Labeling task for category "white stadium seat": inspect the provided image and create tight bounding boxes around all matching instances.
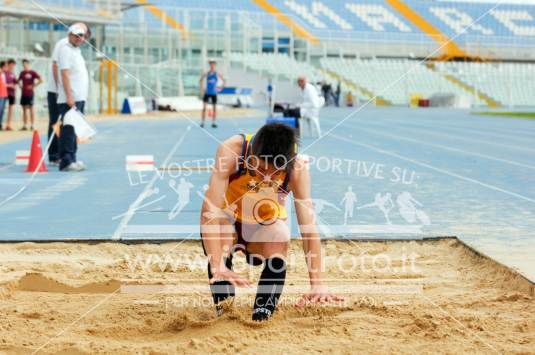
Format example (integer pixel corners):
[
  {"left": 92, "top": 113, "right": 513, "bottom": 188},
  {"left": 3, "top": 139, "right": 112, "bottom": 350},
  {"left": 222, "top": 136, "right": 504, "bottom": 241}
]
[{"left": 320, "top": 57, "right": 486, "bottom": 106}]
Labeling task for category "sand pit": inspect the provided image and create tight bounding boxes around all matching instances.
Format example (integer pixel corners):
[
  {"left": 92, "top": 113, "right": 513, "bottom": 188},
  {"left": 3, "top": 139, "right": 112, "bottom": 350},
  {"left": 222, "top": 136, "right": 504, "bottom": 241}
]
[{"left": 0, "top": 238, "right": 533, "bottom": 354}]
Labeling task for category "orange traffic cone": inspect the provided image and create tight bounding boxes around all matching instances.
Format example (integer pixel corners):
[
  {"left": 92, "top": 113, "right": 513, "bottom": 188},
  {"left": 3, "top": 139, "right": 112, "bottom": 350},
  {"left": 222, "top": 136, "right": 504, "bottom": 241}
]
[{"left": 26, "top": 130, "right": 48, "bottom": 173}]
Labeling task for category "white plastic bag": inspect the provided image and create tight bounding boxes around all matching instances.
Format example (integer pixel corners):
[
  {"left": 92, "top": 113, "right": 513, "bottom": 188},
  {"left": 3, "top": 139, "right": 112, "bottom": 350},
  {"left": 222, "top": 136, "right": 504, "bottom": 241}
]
[{"left": 63, "top": 108, "right": 97, "bottom": 143}]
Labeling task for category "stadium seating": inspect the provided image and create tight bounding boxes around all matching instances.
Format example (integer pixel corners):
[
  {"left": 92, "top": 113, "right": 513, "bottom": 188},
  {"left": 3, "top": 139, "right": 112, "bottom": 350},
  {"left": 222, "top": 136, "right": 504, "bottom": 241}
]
[
  {"left": 320, "top": 57, "right": 485, "bottom": 106},
  {"left": 11, "top": 0, "right": 534, "bottom": 108},
  {"left": 35, "top": 0, "right": 535, "bottom": 51},
  {"left": 141, "top": 1, "right": 535, "bottom": 39},
  {"left": 442, "top": 61, "right": 535, "bottom": 107},
  {"left": 116, "top": 1, "right": 534, "bottom": 36},
  {"left": 230, "top": 52, "right": 326, "bottom": 83},
  {"left": 128, "top": 0, "right": 535, "bottom": 107},
  {"left": 229, "top": 52, "right": 371, "bottom": 103},
  {"left": 277, "top": 0, "right": 535, "bottom": 41},
  {"left": 412, "top": 2, "right": 535, "bottom": 40},
  {"left": 228, "top": 52, "right": 534, "bottom": 107}
]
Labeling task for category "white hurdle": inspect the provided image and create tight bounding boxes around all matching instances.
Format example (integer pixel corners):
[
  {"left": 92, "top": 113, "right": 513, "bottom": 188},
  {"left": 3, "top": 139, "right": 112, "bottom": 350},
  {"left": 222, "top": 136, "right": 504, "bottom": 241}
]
[
  {"left": 15, "top": 150, "right": 30, "bottom": 166},
  {"left": 126, "top": 155, "right": 155, "bottom": 171}
]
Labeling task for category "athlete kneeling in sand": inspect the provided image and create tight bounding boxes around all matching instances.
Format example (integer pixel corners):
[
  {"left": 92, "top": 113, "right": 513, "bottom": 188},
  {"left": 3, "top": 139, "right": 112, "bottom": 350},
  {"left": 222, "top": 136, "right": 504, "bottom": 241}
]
[{"left": 201, "top": 123, "right": 342, "bottom": 321}]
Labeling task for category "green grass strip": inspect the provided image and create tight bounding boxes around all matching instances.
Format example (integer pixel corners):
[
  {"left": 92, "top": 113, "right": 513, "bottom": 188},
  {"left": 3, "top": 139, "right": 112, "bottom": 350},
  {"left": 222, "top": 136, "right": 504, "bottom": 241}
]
[{"left": 473, "top": 112, "right": 535, "bottom": 120}]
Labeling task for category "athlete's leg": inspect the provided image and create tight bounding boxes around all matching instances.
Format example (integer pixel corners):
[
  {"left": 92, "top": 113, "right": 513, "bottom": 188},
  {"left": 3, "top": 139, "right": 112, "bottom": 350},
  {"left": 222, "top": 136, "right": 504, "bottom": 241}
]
[
  {"left": 6, "top": 103, "right": 13, "bottom": 129},
  {"left": 0, "top": 98, "right": 4, "bottom": 128},
  {"left": 201, "top": 99, "right": 207, "bottom": 126},
  {"left": 22, "top": 106, "right": 28, "bottom": 128},
  {"left": 245, "top": 219, "right": 290, "bottom": 245},
  {"left": 30, "top": 106, "right": 35, "bottom": 129},
  {"left": 212, "top": 102, "right": 217, "bottom": 122},
  {"left": 220, "top": 217, "right": 237, "bottom": 256},
  {"left": 207, "top": 253, "right": 235, "bottom": 316},
  {"left": 245, "top": 220, "right": 290, "bottom": 321},
  {"left": 210, "top": 95, "right": 218, "bottom": 127},
  {"left": 205, "top": 217, "right": 238, "bottom": 315}
]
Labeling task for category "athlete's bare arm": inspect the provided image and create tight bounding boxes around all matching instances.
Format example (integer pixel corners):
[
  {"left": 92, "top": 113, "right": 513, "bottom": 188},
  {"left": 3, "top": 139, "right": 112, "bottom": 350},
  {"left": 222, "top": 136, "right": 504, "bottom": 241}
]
[
  {"left": 199, "top": 72, "right": 206, "bottom": 94},
  {"left": 201, "top": 135, "right": 251, "bottom": 287},
  {"left": 217, "top": 72, "right": 225, "bottom": 88},
  {"left": 290, "top": 157, "right": 343, "bottom": 306}
]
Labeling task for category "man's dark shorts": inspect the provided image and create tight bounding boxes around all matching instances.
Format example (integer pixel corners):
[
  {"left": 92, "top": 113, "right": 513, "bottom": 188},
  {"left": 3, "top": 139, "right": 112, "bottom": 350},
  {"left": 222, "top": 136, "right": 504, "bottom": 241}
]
[
  {"left": 203, "top": 93, "right": 217, "bottom": 104},
  {"left": 20, "top": 95, "right": 34, "bottom": 106},
  {"left": 8, "top": 96, "right": 15, "bottom": 106},
  {"left": 201, "top": 221, "right": 264, "bottom": 266}
]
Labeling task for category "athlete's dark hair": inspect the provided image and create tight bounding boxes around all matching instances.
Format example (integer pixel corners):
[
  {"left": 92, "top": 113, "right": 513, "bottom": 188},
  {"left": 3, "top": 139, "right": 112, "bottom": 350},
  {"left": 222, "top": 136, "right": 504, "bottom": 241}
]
[
  {"left": 7, "top": 58, "right": 15, "bottom": 65},
  {"left": 0, "top": 61, "right": 5, "bottom": 68},
  {"left": 251, "top": 123, "right": 298, "bottom": 169},
  {"left": 22, "top": 59, "right": 29, "bottom": 64}
]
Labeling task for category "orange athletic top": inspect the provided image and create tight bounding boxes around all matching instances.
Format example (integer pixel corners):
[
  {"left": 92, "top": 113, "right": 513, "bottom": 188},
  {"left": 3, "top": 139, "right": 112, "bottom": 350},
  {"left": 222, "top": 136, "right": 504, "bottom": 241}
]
[{"left": 224, "top": 133, "right": 293, "bottom": 225}]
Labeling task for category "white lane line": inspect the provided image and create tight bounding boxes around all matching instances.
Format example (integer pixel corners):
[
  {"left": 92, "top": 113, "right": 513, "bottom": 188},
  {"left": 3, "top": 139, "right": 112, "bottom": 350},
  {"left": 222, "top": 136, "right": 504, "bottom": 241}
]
[
  {"left": 374, "top": 117, "right": 535, "bottom": 148},
  {"left": 112, "top": 126, "right": 191, "bottom": 240},
  {"left": 0, "top": 163, "right": 15, "bottom": 172},
  {"left": 0, "top": 176, "right": 87, "bottom": 212},
  {"left": 111, "top": 195, "right": 167, "bottom": 220},
  {"left": 337, "top": 123, "right": 535, "bottom": 171},
  {"left": 412, "top": 118, "right": 535, "bottom": 142},
  {"left": 0, "top": 134, "right": 57, "bottom": 209},
  {"left": 375, "top": 115, "right": 535, "bottom": 140},
  {"left": 330, "top": 133, "right": 535, "bottom": 205},
  {"left": 365, "top": 119, "right": 535, "bottom": 154}
]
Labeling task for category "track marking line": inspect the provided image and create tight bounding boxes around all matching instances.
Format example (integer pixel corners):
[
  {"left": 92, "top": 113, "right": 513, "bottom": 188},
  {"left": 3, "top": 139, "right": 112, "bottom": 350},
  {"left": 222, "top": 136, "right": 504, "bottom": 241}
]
[
  {"left": 367, "top": 119, "right": 535, "bottom": 154},
  {"left": 375, "top": 113, "right": 535, "bottom": 139},
  {"left": 324, "top": 119, "right": 535, "bottom": 171},
  {"left": 0, "top": 163, "right": 15, "bottom": 172},
  {"left": 0, "top": 133, "right": 58, "bottom": 209},
  {"left": 375, "top": 116, "right": 535, "bottom": 145},
  {"left": 331, "top": 133, "right": 535, "bottom": 205},
  {"left": 111, "top": 195, "right": 167, "bottom": 220},
  {"left": 112, "top": 126, "right": 191, "bottom": 240}
]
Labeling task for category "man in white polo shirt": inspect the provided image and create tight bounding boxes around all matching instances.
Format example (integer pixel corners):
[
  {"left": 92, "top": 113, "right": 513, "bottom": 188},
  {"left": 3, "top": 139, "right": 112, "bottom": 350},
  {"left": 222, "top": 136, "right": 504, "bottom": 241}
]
[
  {"left": 46, "top": 35, "right": 69, "bottom": 165},
  {"left": 57, "top": 23, "right": 90, "bottom": 172}
]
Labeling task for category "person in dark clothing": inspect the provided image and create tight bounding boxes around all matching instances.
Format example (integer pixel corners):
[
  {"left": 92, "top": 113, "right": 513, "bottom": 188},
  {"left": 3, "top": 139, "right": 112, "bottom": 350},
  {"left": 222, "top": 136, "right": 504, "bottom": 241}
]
[
  {"left": 335, "top": 81, "right": 341, "bottom": 107},
  {"left": 57, "top": 23, "right": 90, "bottom": 171},
  {"left": 17, "top": 59, "right": 42, "bottom": 130}
]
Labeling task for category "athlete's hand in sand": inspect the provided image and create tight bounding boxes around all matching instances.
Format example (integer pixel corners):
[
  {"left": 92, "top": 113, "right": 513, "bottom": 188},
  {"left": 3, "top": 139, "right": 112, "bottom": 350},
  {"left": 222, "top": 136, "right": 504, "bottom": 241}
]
[
  {"left": 296, "top": 284, "right": 344, "bottom": 307},
  {"left": 209, "top": 268, "right": 251, "bottom": 288}
]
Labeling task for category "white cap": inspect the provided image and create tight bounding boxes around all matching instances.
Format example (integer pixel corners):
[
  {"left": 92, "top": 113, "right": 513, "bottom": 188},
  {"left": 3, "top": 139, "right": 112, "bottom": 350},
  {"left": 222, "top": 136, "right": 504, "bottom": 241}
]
[{"left": 68, "top": 24, "right": 86, "bottom": 36}]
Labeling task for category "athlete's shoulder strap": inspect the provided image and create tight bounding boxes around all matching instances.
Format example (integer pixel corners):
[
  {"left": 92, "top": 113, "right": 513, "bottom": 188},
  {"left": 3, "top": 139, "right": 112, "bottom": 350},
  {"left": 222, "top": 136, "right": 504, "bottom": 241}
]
[
  {"left": 236, "top": 133, "right": 252, "bottom": 175},
  {"left": 280, "top": 164, "right": 293, "bottom": 192},
  {"left": 280, "top": 149, "right": 298, "bottom": 192}
]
